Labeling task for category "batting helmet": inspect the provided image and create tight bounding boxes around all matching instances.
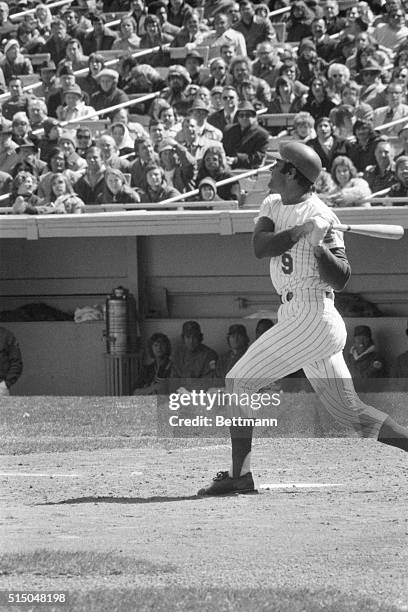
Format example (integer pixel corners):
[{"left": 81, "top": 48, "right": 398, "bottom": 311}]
[{"left": 278, "top": 141, "right": 322, "bottom": 183}]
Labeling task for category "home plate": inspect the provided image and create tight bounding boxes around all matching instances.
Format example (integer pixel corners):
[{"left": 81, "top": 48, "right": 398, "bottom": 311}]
[{"left": 260, "top": 483, "right": 344, "bottom": 490}]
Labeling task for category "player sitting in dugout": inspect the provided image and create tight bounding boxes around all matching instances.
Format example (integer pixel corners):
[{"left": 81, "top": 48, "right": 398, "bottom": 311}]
[
  {"left": 170, "top": 321, "right": 218, "bottom": 391},
  {"left": 347, "top": 325, "right": 387, "bottom": 380}
]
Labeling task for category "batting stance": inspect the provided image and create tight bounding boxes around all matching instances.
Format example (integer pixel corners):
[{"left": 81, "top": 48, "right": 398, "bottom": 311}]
[{"left": 198, "top": 142, "right": 408, "bottom": 496}]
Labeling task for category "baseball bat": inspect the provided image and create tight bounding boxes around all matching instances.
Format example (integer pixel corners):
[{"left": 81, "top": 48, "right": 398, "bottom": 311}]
[{"left": 333, "top": 223, "right": 404, "bottom": 240}]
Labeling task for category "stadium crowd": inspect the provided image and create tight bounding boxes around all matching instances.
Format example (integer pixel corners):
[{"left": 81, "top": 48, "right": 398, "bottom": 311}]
[{"left": 1, "top": 0, "right": 408, "bottom": 212}]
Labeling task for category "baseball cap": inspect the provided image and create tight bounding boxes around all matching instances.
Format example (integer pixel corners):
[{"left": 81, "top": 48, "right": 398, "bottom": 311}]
[
  {"left": 189, "top": 99, "right": 210, "bottom": 113},
  {"left": 63, "top": 85, "right": 83, "bottom": 98},
  {"left": 354, "top": 103, "right": 374, "bottom": 123},
  {"left": 236, "top": 101, "right": 256, "bottom": 115},
  {"left": 96, "top": 68, "right": 119, "bottom": 81},
  {"left": 182, "top": 320, "right": 201, "bottom": 336}
]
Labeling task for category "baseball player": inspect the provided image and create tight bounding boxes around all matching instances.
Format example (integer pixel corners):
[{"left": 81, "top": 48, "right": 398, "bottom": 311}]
[{"left": 198, "top": 141, "right": 408, "bottom": 496}]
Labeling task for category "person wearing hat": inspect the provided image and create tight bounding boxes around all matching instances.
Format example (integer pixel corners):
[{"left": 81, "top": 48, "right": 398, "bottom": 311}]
[
  {"left": 197, "top": 139, "right": 408, "bottom": 497},
  {"left": 47, "top": 66, "right": 78, "bottom": 119},
  {"left": 90, "top": 68, "right": 129, "bottom": 118},
  {"left": 138, "top": 162, "right": 181, "bottom": 203},
  {"left": 196, "top": 176, "right": 222, "bottom": 202},
  {"left": 161, "top": 64, "right": 191, "bottom": 116},
  {"left": 11, "top": 139, "right": 46, "bottom": 178},
  {"left": 203, "top": 10, "right": 247, "bottom": 61},
  {"left": 34, "top": 60, "right": 58, "bottom": 101},
  {"left": 171, "top": 321, "right": 218, "bottom": 388},
  {"left": 373, "top": 82, "right": 408, "bottom": 137},
  {"left": 58, "top": 132, "right": 87, "bottom": 173},
  {"left": 222, "top": 100, "right": 269, "bottom": 169},
  {"left": 215, "top": 324, "right": 250, "bottom": 379},
  {"left": 186, "top": 99, "right": 223, "bottom": 142},
  {"left": 157, "top": 137, "right": 196, "bottom": 193},
  {"left": 297, "top": 38, "right": 327, "bottom": 87},
  {"left": 0, "top": 39, "right": 33, "bottom": 84},
  {"left": 359, "top": 58, "right": 387, "bottom": 108},
  {"left": 363, "top": 138, "right": 397, "bottom": 194},
  {"left": 184, "top": 49, "right": 204, "bottom": 86},
  {"left": 347, "top": 325, "right": 387, "bottom": 381},
  {"left": 56, "top": 83, "right": 96, "bottom": 122},
  {"left": 83, "top": 13, "right": 118, "bottom": 55}
]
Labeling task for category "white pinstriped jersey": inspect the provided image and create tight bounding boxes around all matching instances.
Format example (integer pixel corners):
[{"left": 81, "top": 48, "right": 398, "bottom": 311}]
[{"left": 255, "top": 193, "right": 345, "bottom": 295}]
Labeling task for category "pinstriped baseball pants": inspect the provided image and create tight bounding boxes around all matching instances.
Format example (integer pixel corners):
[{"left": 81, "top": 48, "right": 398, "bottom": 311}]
[{"left": 226, "top": 290, "right": 388, "bottom": 438}]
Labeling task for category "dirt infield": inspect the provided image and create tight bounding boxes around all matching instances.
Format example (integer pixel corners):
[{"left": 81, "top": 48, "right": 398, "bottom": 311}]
[{"left": 0, "top": 397, "right": 408, "bottom": 611}]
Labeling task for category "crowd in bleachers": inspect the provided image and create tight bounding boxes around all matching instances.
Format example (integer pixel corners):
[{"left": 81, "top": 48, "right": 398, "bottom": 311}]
[{"left": 1, "top": 0, "right": 408, "bottom": 213}]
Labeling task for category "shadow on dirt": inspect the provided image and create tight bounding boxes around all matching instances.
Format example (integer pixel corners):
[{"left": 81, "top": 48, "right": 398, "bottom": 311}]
[{"left": 38, "top": 495, "right": 205, "bottom": 505}]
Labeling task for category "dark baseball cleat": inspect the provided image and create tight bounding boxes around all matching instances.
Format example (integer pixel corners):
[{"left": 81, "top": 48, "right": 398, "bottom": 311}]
[{"left": 197, "top": 470, "right": 257, "bottom": 496}]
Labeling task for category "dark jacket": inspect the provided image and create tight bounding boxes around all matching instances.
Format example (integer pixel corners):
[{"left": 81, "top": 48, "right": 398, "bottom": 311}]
[
  {"left": 347, "top": 133, "right": 381, "bottom": 173},
  {"left": 98, "top": 184, "right": 141, "bottom": 205},
  {"left": 82, "top": 27, "right": 118, "bottom": 55},
  {"left": 0, "top": 327, "right": 23, "bottom": 389},
  {"left": 208, "top": 109, "right": 237, "bottom": 133},
  {"left": 306, "top": 136, "right": 349, "bottom": 172},
  {"left": 138, "top": 183, "right": 181, "bottom": 204},
  {"left": 90, "top": 86, "right": 128, "bottom": 120},
  {"left": 74, "top": 173, "right": 105, "bottom": 205},
  {"left": 223, "top": 122, "right": 270, "bottom": 169}
]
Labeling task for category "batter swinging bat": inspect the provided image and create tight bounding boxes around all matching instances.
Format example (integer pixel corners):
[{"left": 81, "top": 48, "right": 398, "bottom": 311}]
[{"left": 333, "top": 224, "right": 404, "bottom": 240}]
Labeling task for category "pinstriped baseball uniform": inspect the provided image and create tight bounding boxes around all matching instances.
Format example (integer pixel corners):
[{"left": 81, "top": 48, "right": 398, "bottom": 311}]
[{"left": 226, "top": 193, "right": 388, "bottom": 438}]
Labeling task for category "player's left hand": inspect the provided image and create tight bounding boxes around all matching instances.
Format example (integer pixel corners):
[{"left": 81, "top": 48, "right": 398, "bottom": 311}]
[{"left": 305, "top": 216, "right": 333, "bottom": 247}]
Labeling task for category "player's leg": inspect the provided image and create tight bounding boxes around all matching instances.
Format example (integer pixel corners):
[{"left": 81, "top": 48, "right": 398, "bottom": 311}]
[
  {"left": 303, "top": 353, "right": 408, "bottom": 450},
  {"left": 198, "top": 300, "right": 337, "bottom": 495}
]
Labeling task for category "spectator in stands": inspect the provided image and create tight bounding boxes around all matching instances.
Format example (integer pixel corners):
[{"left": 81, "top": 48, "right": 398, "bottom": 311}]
[
  {"left": 112, "top": 108, "right": 149, "bottom": 141},
  {"left": 331, "top": 33, "right": 358, "bottom": 67},
  {"left": 139, "top": 14, "right": 172, "bottom": 67},
  {"left": 220, "top": 42, "right": 236, "bottom": 68},
  {"left": 227, "top": 3, "right": 241, "bottom": 26},
  {"left": 39, "top": 118, "right": 62, "bottom": 163},
  {"left": 195, "top": 176, "right": 223, "bottom": 203},
  {"left": 327, "top": 63, "right": 351, "bottom": 105},
  {"left": 301, "top": 76, "right": 334, "bottom": 120},
  {"left": 62, "top": 9, "right": 88, "bottom": 43},
  {"left": 287, "top": 3, "right": 314, "bottom": 42},
  {"left": 58, "top": 133, "right": 87, "bottom": 172},
  {"left": 0, "top": 2, "right": 17, "bottom": 40},
  {"left": 233, "top": 0, "right": 276, "bottom": 58},
  {"left": 158, "top": 137, "right": 196, "bottom": 193},
  {"left": 223, "top": 101, "right": 269, "bottom": 169},
  {"left": 285, "top": 111, "right": 315, "bottom": 142},
  {"left": 359, "top": 59, "right": 387, "bottom": 108},
  {"left": 167, "top": 0, "right": 193, "bottom": 29},
  {"left": 387, "top": 155, "right": 408, "bottom": 199},
  {"left": 38, "top": 146, "right": 83, "bottom": 201},
  {"left": 56, "top": 84, "right": 96, "bottom": 123},
  {"left": 347, "top": 106, "right": 380, "bottom": 172},
  {"left": 76, "top": 53, "right": 105, "bottom": 98},
  {"left": 2, "top": 77, "right": 31, "bottom": 121},
  {"left": 0, "top": 326, "right": 23, "bottom": 396},
  {"left": 97, "top": 135, "right": 130, "bottom": 173},
  {"left": 35, "top": 61, "right": 58, "bottom": 102},
  {"left": 255, "top": 318, "right": 274, "bottom": 339},
  {"left": 201, "top": 58, "right": 228, "bottom": 91},
  {"left": 204, "top": 10, "right": 247, "bottom": 60},
  {"left": 47, "top": 173, "right": 85, "bottom": 213},
  {"left": 170, "top": 9, "right": 207, "bottom": 47},
  {"left": 27, "top": 99, "right": 48, "bottom": 132},
  {"left": 196, "top": 145, "right": 241, "bottom": 202},
  {"left": 138, "top": 163, "right": 181, "bottom": 203},
  {"left": 128, "top": 0, "right": 147, "bottom": 36},
  {"left": 0, "top": 40, "right": 33, "bottom": 84},
  {"left": 296, "top": 38, "right": 327, "bottom": 87},
  {"left": 373, "top": 82, "right": 408, "bottom": 137},
  {"left": 11, "top": 170, "right": 44, "bottom": 214},
  {"left": 130, "top": 137, "right": 159, "bottom": 190},
  {"left": 10, "top": 113, "right": 33, "bottom": 149},
  {"left": 74, "top": 146, "right": 106, "bottom": 204},
  {"left": 373, "top": 8, "right": 408, "bottom": 50},
  {"left": 325, "top": 155, "right": 371, "bottom": 206},
  {"left": 227, "top": 56, "right": 271, "bottom": 107},
  {"left": 149, "top": 1, "right": 180, "bottom": 37},
  {"left": 306, "top": 116, "right": 349, "bottom": 172},
  {"left": 83, "top": 13, "right": 118, "bottom": 55},
  {"left": 323, "top": 0, "right": 346, "bottom": 36},
  {"left": 133, "top": 332, "right": 172, "bottom": 395},
  {"left": 340, "top": 81, "right": 361, "bottom": 109},
  {"left": 186, "top": 99, "right": 223, "bottom": 143},
  {"left": 397, "top": 122, "right": 408, "bottom": 158},
  {"left": 75, "top": 127, "right": 93, "bottom": 158},
  {"left": 364, "top": 138, "right": 397, "bottom": 195},
  {"left": 171, "top": 320, "right": 217, "bottom": 385},
  {"left": 347, "top": 325, "right": 387, "bottom": 380},
  {"left": 149, "top": 119, "right": 165, "bottom": 153},
  {"left": 112, "top": 16, "right": 141, "bottom": 52},
  {"left": 208, "top": 85, "right": 239, "bottom": 133},
  {"left": 252, "top": 41, "right": 282, "bottom": 89},
  {"left": 175, "top": 116, "right": 215, "bottom": 163},
  {"left": 311, "top": 17, "right": 337, "bottom": 63},
  {"left": 43, "top": 19, "right": 71, "bottom": 65},
  {"left": 47, "top": 66, "right": 77, "bottom": 119},
  {"left": 183, "top": 50, "right": 204, "bottom": 86},
  {"left": 58, "top": 37, "right": 89, "bottom": 73},
  {"left": 110, "top": 123, "right": 135, "bottom": 156},
  {"left": 161, "top": 64, "right": 191, "bottom": 116},
  {"left": 16, "top": 22, "right": 45, "bottom": 56},
  {"left": 210, "top": 86, "right": 224, "bottom": 113},
  {"left": 329, "top": 104, "right": 355, "bottom": 139},
  {"left": 98, "top": 167, "right": 140, "bottom": 205},
  {"left": 123, "top": 65, "right": 165, "bottom": 103},
  {"left": 158, "top": 104, "right": 182, "bottom": 139},
  {"left": 34, "top": 4, "right": 53, "bottom": 37},
  {"left": 268, "top": 76, "right": 305, "bottom": 118},
  {"left": 215, "top": 324, "right": 250, "bottom": 379},
  {"left": 91, "top": 69, "right": 128, "bottom": 119}
]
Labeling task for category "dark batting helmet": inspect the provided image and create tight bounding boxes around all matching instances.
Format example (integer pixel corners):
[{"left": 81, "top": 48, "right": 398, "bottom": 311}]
[{"left": 278, "top": 141, "right": 322, "bottom": 183}]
